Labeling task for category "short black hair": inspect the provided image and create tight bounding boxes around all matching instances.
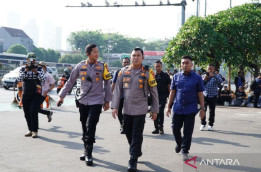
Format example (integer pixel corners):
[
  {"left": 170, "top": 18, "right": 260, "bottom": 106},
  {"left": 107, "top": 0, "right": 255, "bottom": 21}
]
[
  {"left": 122, "top": 57, "right": 130, "bottom": 62},
  {"left": 85, "top": 44, "right": 97, "bottom": 55},
  {"left": 208, "top": 64, "right": 215, "bottom": 67},
  {"left": 216, "top": 69, "right": 219, "bottom": 72},
  {"left": 154, "top": 60, "right": 162, "bottom": 65},
  {"left": 131, "top": 47, "right": 144, "bottom": 56},
  {"left": 181, "top": 55, "right": 192, "bottom": 61}
]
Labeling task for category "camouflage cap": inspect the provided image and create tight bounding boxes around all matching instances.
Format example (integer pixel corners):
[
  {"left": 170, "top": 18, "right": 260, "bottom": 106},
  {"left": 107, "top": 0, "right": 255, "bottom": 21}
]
[{"left": 27, "top": 52, "right": 36, "bottom": 59}]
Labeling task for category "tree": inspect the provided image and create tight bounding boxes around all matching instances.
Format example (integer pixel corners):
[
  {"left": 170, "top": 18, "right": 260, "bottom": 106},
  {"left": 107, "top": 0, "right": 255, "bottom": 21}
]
[
  {"left": 7, "top": 44, "right": 28, "bottom": 55},
  {"left": 58, "top": 54, "right": 85, "bottom": 64},
  {"left": 32, "top": 47, "right": 46, "bottom": 61},
  {"left": 164, "top": 3, "right": 261, "bottom": 78},
  {"left": 46, "top": 49, "right": 60, "bottom": 62}
]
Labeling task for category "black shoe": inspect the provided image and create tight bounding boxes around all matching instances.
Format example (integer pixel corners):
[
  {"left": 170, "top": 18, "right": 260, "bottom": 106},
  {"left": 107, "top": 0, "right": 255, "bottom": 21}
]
[
  {"left": 80, "top": 152, "right": 86, "bottom": 161},
  {"left": 175, "top": 144, "right": 181, "bottom": 153},
  {"left": 159, "top": 128, "right": 164, "bottom": 134},
  {"left": 128, "top": 158, "right": 137, "bottom": 172},
  {"left": 85, "top": 155, "right": 93, "bottom": 166},
  {"left": 152, "top": 129, "right": 159, "bottom": 134}
]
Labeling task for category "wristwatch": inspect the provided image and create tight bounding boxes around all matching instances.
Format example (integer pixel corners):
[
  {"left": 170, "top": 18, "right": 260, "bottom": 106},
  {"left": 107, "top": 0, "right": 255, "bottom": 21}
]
[{"left": 200, "top": 107, "right": 205, "bottom": 111}]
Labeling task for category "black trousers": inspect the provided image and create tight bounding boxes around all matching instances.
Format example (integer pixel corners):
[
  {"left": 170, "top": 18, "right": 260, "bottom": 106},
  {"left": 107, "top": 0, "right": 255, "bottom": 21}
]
[
  {"left": 22, "top": 94, "right": 42, "bottom": 132},
  {"left": 38, "top": 96, "right": 51, "bottom": 115},
  {"left": 117, "top": 98, "right": 124, "bottom": 125},
  {"left": 172, "top": 113, "right": 196, "bottom": 154},
  {"left": 254, "top": 92, "right": 260, "bottom": 108},
  {"left": 79, "top": 103, "right": 102, "bottom": 145},
  {"left": 219, "top": 96, "right": 232, "bottom": 105},
  {"left": 202, "top": 96, "right": 217, "bottom": 126},
  {"left": 154, "top": 98, "right": 167, "bottom": 129},
  {"left": 124, "top": 114, "right": 146, "bottom": 158}
]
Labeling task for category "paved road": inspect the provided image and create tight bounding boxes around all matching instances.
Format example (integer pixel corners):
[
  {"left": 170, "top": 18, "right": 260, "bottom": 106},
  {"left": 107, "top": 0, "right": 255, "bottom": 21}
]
[{"left": 0, "top": 87, "right": 261, "bottom": 172}]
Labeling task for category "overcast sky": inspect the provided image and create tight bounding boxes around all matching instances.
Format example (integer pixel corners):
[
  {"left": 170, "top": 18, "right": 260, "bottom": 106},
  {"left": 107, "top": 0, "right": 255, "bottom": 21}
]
[{"left": 0, "top": 0, "right": 252, "bottom": 50}]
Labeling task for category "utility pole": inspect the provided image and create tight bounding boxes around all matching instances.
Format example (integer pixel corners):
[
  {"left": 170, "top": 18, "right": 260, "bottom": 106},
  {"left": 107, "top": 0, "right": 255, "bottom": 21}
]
[
  {"left": 67, "top": 1, "right": 189, "bottom": 26},
  {"left": 181, "top": 0, "right": 187, "bottom": 25},
  {"left": 196, "top": 0, "right": 200, "bottom": 16},
  {"left": 230, "top": 0, "right": 232, "bottom": 8}
]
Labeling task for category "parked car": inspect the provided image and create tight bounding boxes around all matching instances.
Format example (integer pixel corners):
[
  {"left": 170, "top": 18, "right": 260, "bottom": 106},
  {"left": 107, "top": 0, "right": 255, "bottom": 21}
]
[
  {"left": 2, "top": 67, "right": 21, "bottom": 90},
  {"left": 50, "top": 67, "right": 58, "bottom": 78}
]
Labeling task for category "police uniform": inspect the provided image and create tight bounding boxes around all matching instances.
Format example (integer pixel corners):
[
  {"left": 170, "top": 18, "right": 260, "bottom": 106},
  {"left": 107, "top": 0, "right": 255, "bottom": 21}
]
[
  {"left": 17, "top": 65, "right": 45, "bottom": 135},
  {"left": 59, "top": 60, "right": 112, "bottom": 164},
  {"left": 111, "top": 65, "right": 159, "bottom": 163}
]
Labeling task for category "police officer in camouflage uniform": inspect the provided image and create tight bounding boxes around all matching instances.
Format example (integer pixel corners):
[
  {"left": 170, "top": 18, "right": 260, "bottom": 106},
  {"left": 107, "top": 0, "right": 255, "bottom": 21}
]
[
  {"left": 57, "top": 44, "right": 112, "bottom": 166},
  {"left": 17, "top": 53, "right": 46, "bottom": 138},
  {"left": 111, "top": 47, "right": 159, "bottom": 172}
]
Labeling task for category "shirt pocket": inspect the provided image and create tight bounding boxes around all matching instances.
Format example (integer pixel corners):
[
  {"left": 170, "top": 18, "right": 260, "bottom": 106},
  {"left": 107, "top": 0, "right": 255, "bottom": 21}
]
[
  {"left": 94, "top": 70, "right": 102, "bottom": 82},
  {"left": 123, "top": 77, "right": 131, "bottom": 89}
]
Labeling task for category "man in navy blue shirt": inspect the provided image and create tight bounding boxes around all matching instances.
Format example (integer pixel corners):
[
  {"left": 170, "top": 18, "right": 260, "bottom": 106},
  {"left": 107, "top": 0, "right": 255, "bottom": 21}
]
[
  {"left": 201, "top": 64, "right": 223, "bottom": 131},
  {"left": 166, "top": 55, "right": 205, "bottom": 161},
  {"left": 111, "top": 57, "right": 130, "bottom": 134}
]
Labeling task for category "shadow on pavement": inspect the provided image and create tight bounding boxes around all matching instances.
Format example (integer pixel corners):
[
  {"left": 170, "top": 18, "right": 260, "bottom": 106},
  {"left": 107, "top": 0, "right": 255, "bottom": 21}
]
[
  {"left": 193, "top": 137, "right": 249, "bottom": 147},
  {"left": 93, "top": 158, "right": 126, "bottom": 171},
  {"left": 38, "top": 136, "right": 110, "bottom": 154},
  {"left": 143, "top": 133, "right": 174, "bottom": 141},
  {"left": 215, "top": 130, "right": 261, "bottom": 139},
  {"left": 40, "top": 126, "right": 104, "bottom": 140},
  {"left": 138, "top": 161, "right": 172, "bottom": 172},
  {"left": 39, "top": 136, "right": 83, "bottom": 150}
]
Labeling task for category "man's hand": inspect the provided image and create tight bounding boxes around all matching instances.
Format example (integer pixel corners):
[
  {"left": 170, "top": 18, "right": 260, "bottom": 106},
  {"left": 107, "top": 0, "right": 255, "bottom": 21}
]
[
  {"left": 112, "top": 109, "right": 118, "bottom": 119},
  {"left": 199, "top": 110, "right": 205, "bottom": 120},
  {"left": 57, "top": 97, "right": 64, "bottom": 107},
  {"left": 103, "top": 102, "right": 110, "bottom": 111},
  {"left": 166, "top": 107, "right": 171, "bottom": 117},
  {"left": 150, "top": 112, "right": 157, "bottom": 121},
  {"left": 204, "top": 75, "right": 209, "bottom": 80},
  {"left": 209, "top": 72, "right": 214, "bottom": 77}
]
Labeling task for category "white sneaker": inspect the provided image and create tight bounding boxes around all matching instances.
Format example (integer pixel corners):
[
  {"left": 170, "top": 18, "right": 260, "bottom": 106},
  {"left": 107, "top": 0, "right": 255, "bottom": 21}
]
[
  {"left": 200, "top": 125, "right": 206, "bottom": 131},
  {"left": 208, "top": 126, "right": 214, "bottom": 131}
]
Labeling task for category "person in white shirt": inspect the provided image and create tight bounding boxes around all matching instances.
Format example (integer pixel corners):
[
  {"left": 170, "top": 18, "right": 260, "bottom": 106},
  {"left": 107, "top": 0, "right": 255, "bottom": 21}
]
[{"left": 39, "top": 61, "right": 55, "bottom": 122}]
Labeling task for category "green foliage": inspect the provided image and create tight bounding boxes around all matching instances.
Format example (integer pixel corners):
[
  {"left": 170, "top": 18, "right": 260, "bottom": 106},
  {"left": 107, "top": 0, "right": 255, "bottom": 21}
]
[
  {"left": 163, "top": 3, "right": 261, "bottom": 76},
  {"left": 58, "top": 54, "right": 85, "bottom": 64},
  {"left": 32, "top": 47, "right": 61, "bottom": 62},
  {"left": 67, "top": 30, "right": 168, "bottom": 58},
  {"left": 32, "top": 47, "right": 46, "bottom": 61},
  {"left": 7, "top": 44, "right": 28, "bottom": 55}
]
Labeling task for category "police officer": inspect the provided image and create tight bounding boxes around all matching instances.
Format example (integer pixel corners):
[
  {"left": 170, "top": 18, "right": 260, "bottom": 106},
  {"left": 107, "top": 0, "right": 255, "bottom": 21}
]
[
  {"left": 152, "top": 60, "right": 171, "bottom": 134},
  {"left": 57, "top": 44, "right": 112, "bottom": 166},
  {"left": 111, "top": 47, "right": 159, "bottom": 172},
  {"left": 111, "top": 57, "right": 131, "bottom": 134},
  {"left": 17, "top": 53, "right": 46, "bottom": 138}
]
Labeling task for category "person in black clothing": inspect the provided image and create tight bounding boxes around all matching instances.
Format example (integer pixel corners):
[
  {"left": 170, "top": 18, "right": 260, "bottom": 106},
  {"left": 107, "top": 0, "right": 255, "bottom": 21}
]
[
  {"left": 218, "top": 86, "right": 232, "bottom": 105},
  {"left": 234, "top": 86, "right": 246, "bottom": 106},
  {"left": 17, "top": 53, "right": 45, "bottom": 138},
  {"left": 152, "top": 60, "right": 171, "bottom": 134},
  {"left": 253, "top": 73, "right": 261, "bottom": 108}
]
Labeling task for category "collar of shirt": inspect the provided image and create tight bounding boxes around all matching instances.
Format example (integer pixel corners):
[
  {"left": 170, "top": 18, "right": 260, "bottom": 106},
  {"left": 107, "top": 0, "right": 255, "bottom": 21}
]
[{"left": 181, "top": 70, "right": 193, "bottom": 76}]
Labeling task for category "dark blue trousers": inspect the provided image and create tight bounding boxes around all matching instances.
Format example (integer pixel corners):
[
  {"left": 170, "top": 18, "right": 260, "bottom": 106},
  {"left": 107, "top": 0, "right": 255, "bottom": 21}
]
[
  {"left": 79, "top": 104, "right": 102, "bottom": 145},
  {"left": 124, "top": 114, "right": 146, "bottom": 158},
  {"left": 172, "top": 113, "right": 196, "bottom": 154}
]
